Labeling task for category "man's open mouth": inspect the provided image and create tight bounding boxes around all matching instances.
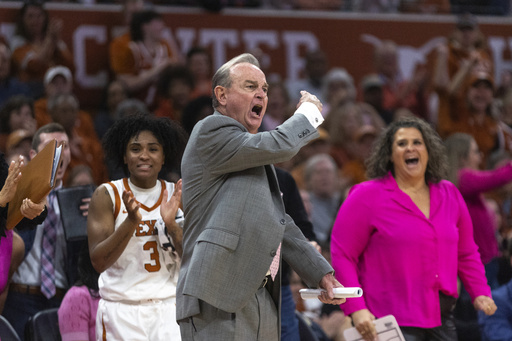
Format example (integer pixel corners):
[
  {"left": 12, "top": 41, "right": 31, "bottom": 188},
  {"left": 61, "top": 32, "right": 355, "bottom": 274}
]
[{"left": 252, "top": 105, "right": 263, "bottom": 116}]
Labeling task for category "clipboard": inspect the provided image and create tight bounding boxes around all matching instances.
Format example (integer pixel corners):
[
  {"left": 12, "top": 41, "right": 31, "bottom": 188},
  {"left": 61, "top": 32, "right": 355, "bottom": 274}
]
[
  {"left": 6, "top": 139, "right": 62, "bottom": 230},
  {"left": 55, "top": 184, "right": 94, "bottom": 241},
  {"left": 343, "top": 315, "right": 405, "bottom": 341}
]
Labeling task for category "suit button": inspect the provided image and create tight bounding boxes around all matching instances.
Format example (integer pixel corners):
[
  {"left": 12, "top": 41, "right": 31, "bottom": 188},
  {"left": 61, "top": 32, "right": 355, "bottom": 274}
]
[
  {"left": 298, "top": 133, "right": 303, "bottom": 138},
  {"left": 280, "top": 219, "right": 286, "bottom": 225},
  {"left": 271, "top": 250, "right": 276, "bottom": 257}
]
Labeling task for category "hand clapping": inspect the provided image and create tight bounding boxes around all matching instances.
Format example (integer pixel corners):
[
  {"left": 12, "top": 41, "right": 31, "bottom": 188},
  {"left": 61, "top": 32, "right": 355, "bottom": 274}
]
[{"left": 0, "top": 156, "right": 24, "bottom": 207}]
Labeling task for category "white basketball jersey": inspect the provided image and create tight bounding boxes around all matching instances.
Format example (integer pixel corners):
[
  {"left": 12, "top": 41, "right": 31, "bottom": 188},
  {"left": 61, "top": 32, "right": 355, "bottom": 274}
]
[{"left": 98, "top": 178, "right": 183, "bottom": 302}]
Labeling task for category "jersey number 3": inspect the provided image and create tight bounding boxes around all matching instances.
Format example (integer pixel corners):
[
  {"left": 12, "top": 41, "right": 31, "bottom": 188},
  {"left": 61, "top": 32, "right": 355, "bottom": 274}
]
[{"left": 143, "top": 241, "right": 161, "bottom": 272}]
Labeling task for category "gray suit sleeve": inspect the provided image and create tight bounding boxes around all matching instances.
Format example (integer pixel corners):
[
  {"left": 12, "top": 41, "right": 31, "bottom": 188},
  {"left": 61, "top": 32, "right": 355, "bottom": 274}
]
[
  {"left": 281, "top": 214, "right": 333, "bottom": 288},
  {"left": 195, "top": 113, "right": 319, "bottom": 175}
]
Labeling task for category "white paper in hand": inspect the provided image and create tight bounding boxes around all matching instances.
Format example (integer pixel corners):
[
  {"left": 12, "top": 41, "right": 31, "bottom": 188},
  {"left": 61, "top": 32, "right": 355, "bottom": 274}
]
[
  {"left": 343, "top": 315, "right": 405, "bottom": 341},
  {"left": 299, "top": 287, "right": 363, "bottom": 299}
]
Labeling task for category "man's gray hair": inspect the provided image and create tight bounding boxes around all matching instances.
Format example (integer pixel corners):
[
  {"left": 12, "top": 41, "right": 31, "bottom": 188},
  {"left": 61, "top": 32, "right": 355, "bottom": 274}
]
[{"left": 211, "top": 53, "right": 260, "bottom": 108}]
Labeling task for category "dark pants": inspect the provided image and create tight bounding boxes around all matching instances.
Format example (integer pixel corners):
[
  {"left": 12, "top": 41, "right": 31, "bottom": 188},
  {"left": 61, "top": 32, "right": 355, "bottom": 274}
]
[
  {"left": 280, "top": 285, "right": 300, "bottom": 341},
  {"left": 401, "top": 293, "right": 458, "bottom": 341},
  {"left": 2, "top": 290, "right": 62, "bottom": 340},
  {"left": 484, "top": 258, "right": 500, "bottom": 290}
]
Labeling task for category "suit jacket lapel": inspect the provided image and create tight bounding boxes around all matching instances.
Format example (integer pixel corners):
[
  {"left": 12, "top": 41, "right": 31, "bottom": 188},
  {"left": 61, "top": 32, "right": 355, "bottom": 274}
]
[{"left": 265, "top": 165, "right": 285, "bottom": 212}]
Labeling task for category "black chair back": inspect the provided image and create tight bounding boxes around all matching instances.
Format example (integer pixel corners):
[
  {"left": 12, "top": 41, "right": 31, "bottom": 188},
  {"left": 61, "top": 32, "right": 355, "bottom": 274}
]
[
  {"left": 0, "top": 314, "right": 21, "bottom": 341},
  {"left": 25, "top": 308, "right": 61, "bottom": 341}
]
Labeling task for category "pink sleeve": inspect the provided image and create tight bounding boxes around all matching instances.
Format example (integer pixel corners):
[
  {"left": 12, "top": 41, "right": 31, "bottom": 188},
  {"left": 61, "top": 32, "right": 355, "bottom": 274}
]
[
  {"left": 58, "top": 286, "right": 94, "bottom": 341},
  {"left": 458, "top": 162, "right": 512, "bottom": 197},
  {"left": 330, "top": 184, "right": 373, "bottom": 315},
  {"left": 0, "top": 231, "right": 13, "bottom": 293},
  {"left": 452, "top": 184, "right": 492, "bottom": 300}
]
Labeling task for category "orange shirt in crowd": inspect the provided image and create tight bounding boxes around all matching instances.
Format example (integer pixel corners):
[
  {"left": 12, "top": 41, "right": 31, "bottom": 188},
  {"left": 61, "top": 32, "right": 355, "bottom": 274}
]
[
  {"left": 110, "top": 36, "right": 176, "bottom": 109},
  {"left": 11, "top": 41, "right": 74, "bottom": 84}
]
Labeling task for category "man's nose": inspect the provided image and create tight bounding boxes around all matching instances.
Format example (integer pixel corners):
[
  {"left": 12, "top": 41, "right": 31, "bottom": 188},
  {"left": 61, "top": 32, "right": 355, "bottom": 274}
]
[{"left": 256, "top": 87, "right": 265, "bottom": 98}]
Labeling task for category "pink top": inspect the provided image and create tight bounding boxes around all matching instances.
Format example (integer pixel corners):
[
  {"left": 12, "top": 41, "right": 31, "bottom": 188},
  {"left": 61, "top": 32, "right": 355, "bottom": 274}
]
[
  {"left": 458, "top": 162, "right": 512, "bottom": 264},
  {"left": 58, "top": 285, "right": 100, "bottom": 341},
  {"left": 0, "top": 230, "right": 13, "bottom": 293},
  {"left": 331, "top": 173, "right": 491, "bottom": 328}
]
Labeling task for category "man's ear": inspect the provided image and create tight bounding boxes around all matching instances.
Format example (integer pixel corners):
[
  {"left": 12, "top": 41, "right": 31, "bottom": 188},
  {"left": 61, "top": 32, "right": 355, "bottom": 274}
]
[
  {"left": 29, "top": 149, "right": 37, "bottom": 161},
  {"left": 214, "top": 86, "right": 227, "bottom": 106}
]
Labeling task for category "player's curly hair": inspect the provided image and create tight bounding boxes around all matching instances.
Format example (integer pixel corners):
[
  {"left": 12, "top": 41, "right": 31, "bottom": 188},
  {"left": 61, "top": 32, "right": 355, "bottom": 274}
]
[{"left": 102, "top": 113, "right": 188, "bottom": 177}]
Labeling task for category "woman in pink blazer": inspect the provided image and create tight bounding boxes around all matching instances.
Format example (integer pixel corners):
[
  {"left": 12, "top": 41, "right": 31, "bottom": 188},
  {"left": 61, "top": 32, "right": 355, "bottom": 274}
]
[{"left": 331, "top": 116, "right": 496, "bottom": 341}]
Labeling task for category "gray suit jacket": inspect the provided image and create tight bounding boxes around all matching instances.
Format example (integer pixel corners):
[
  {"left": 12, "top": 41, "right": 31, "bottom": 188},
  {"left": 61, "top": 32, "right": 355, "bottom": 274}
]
[{"left": 176, "top": 111, "right": 333, "bottom": 321}]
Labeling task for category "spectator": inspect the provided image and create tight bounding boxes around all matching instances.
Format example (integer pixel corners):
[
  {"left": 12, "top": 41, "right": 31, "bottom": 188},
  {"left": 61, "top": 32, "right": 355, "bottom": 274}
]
[
  {"left": 110, "top": 10, "right": 179, "bottom": 110},
  {"left": 440, "top": 69, "right": 510, "bottom": 166},
  {"left": 322, "top": 67, "right": 356, "bottom": 118},
  {"left": 479, "top": 239, "right": 512, "bottom": 341},
  {"left": 186, "top": 46, "right": 213, "bottom": 99},
  {"left": 0, "top": 95, "right": 36, "bottom": 153},
  {"left": 65, "top": 165, "right": 95, "bottom": 188},
  {"left": 360, "top": 73, "right": 394, "bottom": 125},
  {"left": 48, "top": 93, "right": 108, "bottom": 185},
  {"left": 372, "top": 40, "right": 429, "bottom": 119},
  {"left": 10, "top": 1, "right": 74, "bottom": 99},
  {"left": 5, "top": 129, "right": 34, "bottom": 161},
  {"left": 286, "top": 127, "right": 332, "bottom": 189},
  {"left": 434, "top": 13, "right": 493, "bottom": 139},
  {"left": 287, "top": 49, "right": 329, "bottom": 104},
  {"left": 34, "top": 65, "right": 97, "bottom": 140},
  {"left": 94, "top": 80, "right": 128, "bottom": 140},
  {"left": 0, "top": 42, "right": 32, "bottom": 108},
  {"left": 326, "top": 101, "right": 385, "bottom": 175},
  {"left": 111, "top": 0, "right": 145, "bottom": 39},
  {"left": 115, "top": 98, "right": 149, "bottom": 119},
  {"left": 180, "top": 95, "right": 214, "bottom": 136},
  {"left": 304, "top": 153, "right": 342, "bottom": 248},
  {"left": 341, "top": 124, "right": 380, "bottom": 187},
  {"left": 154, "top": 65, "right": 195, "bottom": 123},
  {"left": 108, "top": 0, "right": 145, "bottom": 80},
  {"left": 444, "top": 132, "right": 512, "bottom": 289},
  {"left": 3, "top": 123, "right": 83, "bottom": 340},
  {"left": 58, "top": 241, "right": 99, "bottom": 341}
]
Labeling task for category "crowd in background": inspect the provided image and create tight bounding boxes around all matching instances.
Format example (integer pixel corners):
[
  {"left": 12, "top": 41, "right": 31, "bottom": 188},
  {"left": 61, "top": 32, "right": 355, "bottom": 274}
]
[{"left": 2, "top": 0, "right": 512, "bottom": 340}]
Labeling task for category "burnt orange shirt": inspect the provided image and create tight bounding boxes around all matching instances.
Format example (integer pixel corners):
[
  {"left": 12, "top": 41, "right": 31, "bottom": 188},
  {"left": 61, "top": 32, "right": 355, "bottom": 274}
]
[{"left": 11, "top": 40, "right": 74, "bottom": 83}]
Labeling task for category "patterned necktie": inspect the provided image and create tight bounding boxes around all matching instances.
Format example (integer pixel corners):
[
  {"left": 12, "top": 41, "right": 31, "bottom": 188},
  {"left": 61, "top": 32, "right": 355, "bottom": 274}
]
[
  {"left": 270, "top": 243, "right": 281, "bottom": 281},
  {"left": 41, "top": 191, "right": 58, "bottom": 299}
]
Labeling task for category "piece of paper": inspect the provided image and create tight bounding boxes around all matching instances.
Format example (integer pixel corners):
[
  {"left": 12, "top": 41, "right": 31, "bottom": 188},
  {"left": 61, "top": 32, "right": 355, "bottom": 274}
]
[
  {"left": 300, "top": 287, "right": 363, "bottom": 299},
  {"left": 343, "top": 315, "right": 405, "bottom": 341}
]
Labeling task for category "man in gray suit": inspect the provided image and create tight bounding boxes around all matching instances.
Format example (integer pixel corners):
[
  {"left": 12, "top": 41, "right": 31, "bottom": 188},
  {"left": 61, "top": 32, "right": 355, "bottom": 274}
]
[{"left": 177, "top": 53, "right": 344, "bottom": 340}]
